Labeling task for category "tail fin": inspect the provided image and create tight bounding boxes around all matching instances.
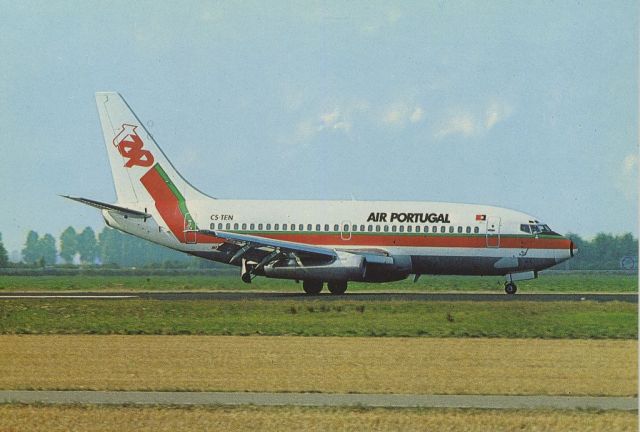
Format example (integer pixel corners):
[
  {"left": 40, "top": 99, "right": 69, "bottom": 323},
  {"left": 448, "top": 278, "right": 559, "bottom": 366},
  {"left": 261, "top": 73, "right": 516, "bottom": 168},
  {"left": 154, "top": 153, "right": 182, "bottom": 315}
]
[{"left": 95, "top": 92, "right": 208, "bottom": 204}]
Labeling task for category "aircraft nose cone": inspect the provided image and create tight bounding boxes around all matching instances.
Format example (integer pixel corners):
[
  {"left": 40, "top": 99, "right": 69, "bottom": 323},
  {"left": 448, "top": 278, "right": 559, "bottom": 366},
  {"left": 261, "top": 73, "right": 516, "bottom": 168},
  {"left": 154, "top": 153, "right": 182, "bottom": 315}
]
[
  {"left": 556, "top": 238, "right": 577, "bottom": 264},
  {"left": 570, "top": 240, "right": 577, "bottom": 257}
]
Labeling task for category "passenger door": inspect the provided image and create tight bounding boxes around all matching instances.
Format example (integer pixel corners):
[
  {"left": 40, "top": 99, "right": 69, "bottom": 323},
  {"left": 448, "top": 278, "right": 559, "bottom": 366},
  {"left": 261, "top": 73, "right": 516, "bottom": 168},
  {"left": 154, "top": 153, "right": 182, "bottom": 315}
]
[{"left": 485, "top": 216, "right": 501, "bottom": 248}]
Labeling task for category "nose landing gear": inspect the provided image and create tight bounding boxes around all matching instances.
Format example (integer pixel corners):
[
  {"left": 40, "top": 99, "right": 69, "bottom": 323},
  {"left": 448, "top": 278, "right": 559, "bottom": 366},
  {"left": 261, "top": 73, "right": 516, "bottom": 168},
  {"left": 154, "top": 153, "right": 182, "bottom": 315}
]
[
  {"left": 504, "top": 271, "right": 537, "bottom": 295},
  {"left": 504, "top": 282, "right": 517, "bottom": 295}
]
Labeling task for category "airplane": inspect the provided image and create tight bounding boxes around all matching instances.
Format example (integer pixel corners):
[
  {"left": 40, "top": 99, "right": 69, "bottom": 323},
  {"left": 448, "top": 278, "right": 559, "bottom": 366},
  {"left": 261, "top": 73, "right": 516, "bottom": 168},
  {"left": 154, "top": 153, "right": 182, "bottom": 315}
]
[{"left": 65, "top": 92, "right": 576, "bottom": 295}]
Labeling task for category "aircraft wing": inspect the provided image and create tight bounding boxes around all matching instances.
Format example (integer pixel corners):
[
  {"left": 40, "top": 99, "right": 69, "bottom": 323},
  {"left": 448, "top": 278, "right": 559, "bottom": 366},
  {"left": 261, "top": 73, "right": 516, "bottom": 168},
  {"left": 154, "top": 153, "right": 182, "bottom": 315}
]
[{"left": 199, "top": 229, "right": 337, "bottom": 259}]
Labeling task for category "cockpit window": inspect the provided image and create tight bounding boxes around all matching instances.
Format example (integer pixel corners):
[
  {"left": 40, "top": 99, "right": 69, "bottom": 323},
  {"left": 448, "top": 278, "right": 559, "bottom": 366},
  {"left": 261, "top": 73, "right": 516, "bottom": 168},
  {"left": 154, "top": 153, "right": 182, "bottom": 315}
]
[
  {"left": 529, "top": 224, "right": 552, "bottom": 234},
  {"left": 520, "top": 224, "right": 530, "bottom": 234}
]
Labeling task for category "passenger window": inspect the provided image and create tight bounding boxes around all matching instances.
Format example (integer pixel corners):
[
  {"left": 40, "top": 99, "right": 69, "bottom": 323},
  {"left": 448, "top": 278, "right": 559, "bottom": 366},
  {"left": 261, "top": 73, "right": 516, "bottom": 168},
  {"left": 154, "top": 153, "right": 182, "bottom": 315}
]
[
  {"left": 375, "top": 225, "right": 381, "bottom": 232},
  {"left": 282, "top": 224, "right": 287, "bottom": 231},
  {"left": 250, "top": 223, "right": 255, "bottom": 230},
  {"left": 384, "top": 225, "right": 389, "bottom": 232},
  {"left": 433, "top": 226, "right": 437, "bottom": 233},
  {"left": 457, "top": 226, "right": 462, "bottom": 233},
  {"left": 392, "top": 226, "right": 397, "bottom": 232},
  {"left": 266, "top": 224, "right": 271, "bottom": 230},
  {"left": 307, "top": 224, "right": 312, "bottom": 231},
  {"left": 352, "top": 224, "right": 357, "bottom": 232},
  {"left": 407, "top": 226, "right": 412, "bottom": 233},
  {"left": 316, "top": 224, "right": 321, "bottom": 231},
  {"left": 415, "top": 226, "right": 421, "bottom": 233},
  {"left": 474, "top": 226, "right": 479, "bottom": 233},
  {"left": 234, "top": 223, "right": 239, "bottom": 230},
  {"left": 423, "top": 226, "right": 429, "bottom": 233},
  {"left": 242, "top": 223, "right": 247, "bottom": 230},
  {"left": 399, "top": 225, "right": 405, "bottom": 233},
  {"left": 449, "top": 226, "right": 454, "bottom": 233},
  {"left": 274, "top": 224, "right": 279, "bottom": 231},
  {"left": 226, "top": 223, "right": 231, "bottom": 230},
  {"left": 299, "top": 224, "right": 304, "bottom": 231},
  {"left": 359, "top": 225, "right": 365, "bottom": 232},
  {"left": 334, "top": 224, "right": 339, "bottom": 231},
  {"left": 342, "top": 224, "right": 348, "bottom": 231},
  {"left": 441, "top": 226, "right": 446, "bottom": 233},
  {"left": 324, "top": 224, "right": 329, "bottom": 232},
  {"left": 258, "top": 223, "right": 263, "bottom": 230},
  {"left": 218, "top": 223, "right": 223, "bottom": 230},
  {"left": 466, "top": 226, "right": 471, "bottom": 234},
  {"left": 368, "top": 225, "right": 373, "bottom": 232}
]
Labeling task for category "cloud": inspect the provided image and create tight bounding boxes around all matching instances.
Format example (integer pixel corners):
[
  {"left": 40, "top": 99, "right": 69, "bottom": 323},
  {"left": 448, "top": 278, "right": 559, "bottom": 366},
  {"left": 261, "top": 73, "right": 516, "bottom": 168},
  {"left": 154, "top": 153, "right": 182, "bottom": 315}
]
[
  {"left": 617, "top": 153, "right": 639, "bottom": 201},
  {"left": 284, "top": 107, "right": 354, "bottom": 145},
  {"left": 382, "top": 103, "right": 425, "bottom": 127},
  {"left": 434, "top": 100, "right": 512, "bottom": 140},
  {"left": 320, "top": 108, "right": 351, "bottom": 132},
  {"left": 485, "top": 100, "right": 512, "bottom": 130},
  {"left": 623, "top": 153, "right": 638, "bottom": 172},
  {"left": 410, "top": 107, "right": 425, "bottom": 123},
  {"left": 434, "top": 112, "right": 477, "bottom": 139}
]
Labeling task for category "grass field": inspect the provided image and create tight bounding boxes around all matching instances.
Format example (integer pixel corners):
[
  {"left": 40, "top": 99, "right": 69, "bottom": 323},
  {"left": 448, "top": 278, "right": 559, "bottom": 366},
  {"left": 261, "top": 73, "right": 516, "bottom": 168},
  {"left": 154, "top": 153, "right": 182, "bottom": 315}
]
[
  {"left": 0, "top": 299, "right": 635, "bottom": 338},
  {"left": 0, "top": 336, "right": 636, "bottom": 395},
  {"left": 0, "top": 405, "right": 636, "bottom": 432},
  {"left": 0, "top": 272, "right": 636, "bottom": 293}
]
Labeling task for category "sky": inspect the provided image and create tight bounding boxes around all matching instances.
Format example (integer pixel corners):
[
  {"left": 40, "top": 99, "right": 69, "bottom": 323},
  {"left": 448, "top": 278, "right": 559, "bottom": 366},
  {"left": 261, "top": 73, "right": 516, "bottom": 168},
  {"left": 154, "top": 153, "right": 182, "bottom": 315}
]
[{"left": 0, "top": 1, "right": 637, "bottom": 255}]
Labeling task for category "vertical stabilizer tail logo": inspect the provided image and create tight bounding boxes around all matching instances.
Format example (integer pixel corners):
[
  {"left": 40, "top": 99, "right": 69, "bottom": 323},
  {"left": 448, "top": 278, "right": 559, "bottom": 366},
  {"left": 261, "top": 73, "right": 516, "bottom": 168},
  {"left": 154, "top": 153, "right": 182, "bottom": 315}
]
[{"left": 113, "top": 124, "right": 155, "bottom": 168}]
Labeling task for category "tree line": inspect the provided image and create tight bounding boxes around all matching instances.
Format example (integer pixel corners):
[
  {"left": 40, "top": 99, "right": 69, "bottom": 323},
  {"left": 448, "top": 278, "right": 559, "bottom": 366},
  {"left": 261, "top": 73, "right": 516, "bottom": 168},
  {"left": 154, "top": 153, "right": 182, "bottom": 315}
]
[
  {"left": 5, "top": 227, "right": 198, "bottom": 268},
  {"left": 560, "top": 232, "right": 637, "bottom": 270},
  {"left": 0, "top": 228, "right": 636, "bottom": 270}
]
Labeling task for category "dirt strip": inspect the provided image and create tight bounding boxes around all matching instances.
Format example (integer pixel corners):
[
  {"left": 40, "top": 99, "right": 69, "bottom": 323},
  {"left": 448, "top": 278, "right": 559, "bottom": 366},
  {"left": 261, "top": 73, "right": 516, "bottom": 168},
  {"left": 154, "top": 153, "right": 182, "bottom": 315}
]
[{"left": 1, "top": 336, "right": 636, "bottom": 396}]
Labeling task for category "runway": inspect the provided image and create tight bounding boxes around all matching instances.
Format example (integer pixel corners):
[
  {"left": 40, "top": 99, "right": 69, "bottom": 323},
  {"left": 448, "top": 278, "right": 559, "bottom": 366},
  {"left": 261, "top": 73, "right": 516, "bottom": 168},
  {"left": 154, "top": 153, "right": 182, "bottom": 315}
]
[
  {"left": 0, "top": 391, "right": 636, "bottom": 410},
  {"left": 0, "top": 292, "right": 636, "bottom": 303}
]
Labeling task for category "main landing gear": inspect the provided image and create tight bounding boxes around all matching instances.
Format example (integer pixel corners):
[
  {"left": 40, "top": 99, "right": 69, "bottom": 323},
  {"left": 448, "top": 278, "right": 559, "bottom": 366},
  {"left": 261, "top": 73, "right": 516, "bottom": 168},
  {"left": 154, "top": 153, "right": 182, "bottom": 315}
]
[
  {"left": 327, "top": 281, "right": 347, "bottom": 295},
  {"left": 302, "top": 280, "right": 348, "bottom": 295},
  {"left": 302, "top": 280, "right": 323, "bottom": 295},
  {"left": 504, "top": 282, "right": 517, "bottom": 295}
]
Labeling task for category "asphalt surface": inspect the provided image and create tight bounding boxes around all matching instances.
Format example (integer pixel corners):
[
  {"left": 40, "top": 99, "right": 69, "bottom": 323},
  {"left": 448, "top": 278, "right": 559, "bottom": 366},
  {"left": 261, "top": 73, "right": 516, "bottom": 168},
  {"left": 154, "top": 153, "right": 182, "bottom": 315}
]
[
  {"left": 0, "top": 391, "right": 636, "bottom": 410},
  {"left": 0, "top": 292, "right": 636, "bottom": 302}
]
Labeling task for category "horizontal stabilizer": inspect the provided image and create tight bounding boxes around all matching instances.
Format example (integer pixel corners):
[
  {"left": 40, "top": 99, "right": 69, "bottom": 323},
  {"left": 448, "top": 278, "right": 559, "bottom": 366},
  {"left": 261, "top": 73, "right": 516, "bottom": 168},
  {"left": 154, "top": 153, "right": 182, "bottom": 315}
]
[{"left": 61, "top": 195, "right": 152, "bottom": 219}]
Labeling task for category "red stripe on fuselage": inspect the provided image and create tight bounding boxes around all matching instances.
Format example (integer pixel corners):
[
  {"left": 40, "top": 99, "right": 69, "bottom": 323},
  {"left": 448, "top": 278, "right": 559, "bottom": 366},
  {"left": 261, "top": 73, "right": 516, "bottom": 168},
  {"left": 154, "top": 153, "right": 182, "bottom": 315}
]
[{"left": 231, "top": 232, "right": 571, "bottom": 250}]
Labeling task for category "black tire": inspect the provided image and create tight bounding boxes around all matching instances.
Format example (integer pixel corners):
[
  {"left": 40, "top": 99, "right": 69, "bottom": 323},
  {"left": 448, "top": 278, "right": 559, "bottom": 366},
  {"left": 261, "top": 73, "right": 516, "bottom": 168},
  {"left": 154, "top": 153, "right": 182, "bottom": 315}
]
[
  {"left": 327, "top": 281, "right": 348, "bottom": 295},
  {"left": 241, "top": 272, "right": 252, "bottom": 284},
  {"left": 302, "top": 280, "right": 323, "bottom": 295},
  {"left": 505, "top": 282, "right": 517, "bottom": 295}
]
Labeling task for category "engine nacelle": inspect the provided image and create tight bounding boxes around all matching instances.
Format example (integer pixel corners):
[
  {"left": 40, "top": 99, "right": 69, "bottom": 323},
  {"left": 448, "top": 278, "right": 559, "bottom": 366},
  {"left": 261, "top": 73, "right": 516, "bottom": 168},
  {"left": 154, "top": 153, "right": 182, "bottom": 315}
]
[
  {"left": 263, "top": 251, "right": 366, "bottom": 281},
  {"left": 262, "top": 251, "right": 412, "bottom": 283},
  {"left": 362, "top": 254, "right": 412, "bottom": 282}
]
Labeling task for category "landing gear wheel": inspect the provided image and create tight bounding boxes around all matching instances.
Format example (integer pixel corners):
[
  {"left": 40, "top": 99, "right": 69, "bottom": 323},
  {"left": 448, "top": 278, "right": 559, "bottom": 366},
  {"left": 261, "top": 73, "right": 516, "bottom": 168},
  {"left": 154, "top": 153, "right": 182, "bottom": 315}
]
[
  {"left": 327, "top": 281, "right": 348, "bottom": 295},
  {"left": 302, "top": 280, "right": 323, "bottom": 295},
  {"left": 504, "top": 282, "right": 517, "bottom": 295}
]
